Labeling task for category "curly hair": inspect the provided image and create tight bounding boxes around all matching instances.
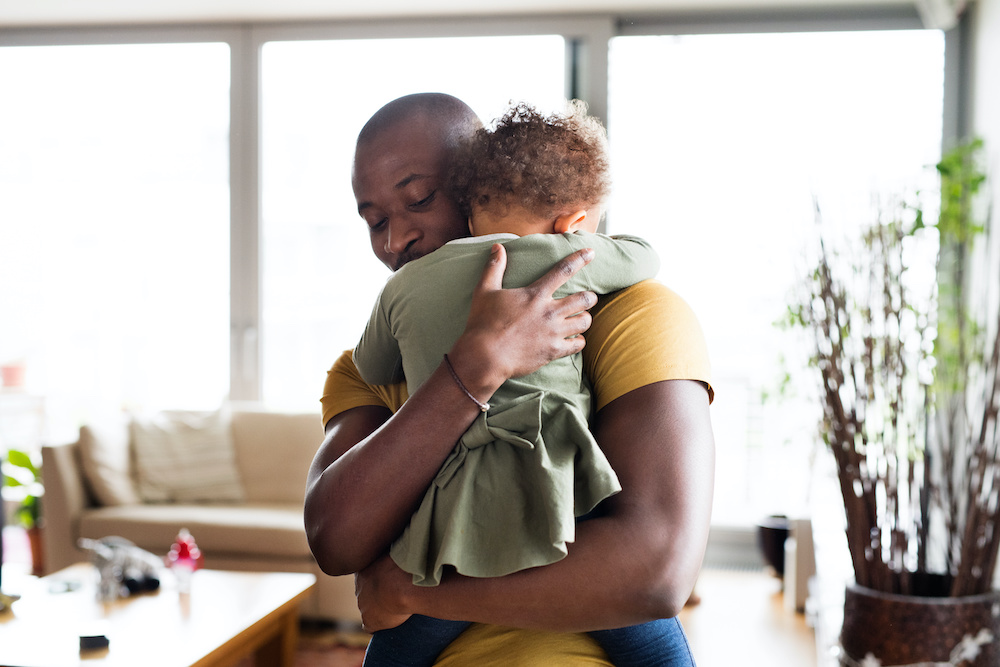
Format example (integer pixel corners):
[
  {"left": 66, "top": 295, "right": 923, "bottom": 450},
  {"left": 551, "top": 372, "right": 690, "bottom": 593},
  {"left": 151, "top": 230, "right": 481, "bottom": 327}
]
[{"left": 449, "top": 100, "right": 611, "bottom": 220}]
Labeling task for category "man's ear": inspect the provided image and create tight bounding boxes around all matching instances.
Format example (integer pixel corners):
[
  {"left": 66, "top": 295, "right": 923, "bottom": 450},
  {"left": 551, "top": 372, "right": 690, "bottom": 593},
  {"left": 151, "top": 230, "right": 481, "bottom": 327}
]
[{"left": 553, "top": 210, "right": 588, "bottom": 234}]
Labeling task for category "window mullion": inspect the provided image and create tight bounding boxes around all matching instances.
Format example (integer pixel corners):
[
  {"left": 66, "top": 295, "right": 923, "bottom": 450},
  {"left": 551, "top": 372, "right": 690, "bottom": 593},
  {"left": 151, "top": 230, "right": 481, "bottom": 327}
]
[{"left": 230, "top": 27, "right": 262, "bottom": 402}]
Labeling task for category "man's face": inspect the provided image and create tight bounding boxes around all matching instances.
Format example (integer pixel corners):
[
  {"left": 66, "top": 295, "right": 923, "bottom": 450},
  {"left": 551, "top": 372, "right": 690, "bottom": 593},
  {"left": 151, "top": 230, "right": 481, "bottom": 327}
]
[{"left": 352, "top": 117, "right": 470, "bottom": 271}]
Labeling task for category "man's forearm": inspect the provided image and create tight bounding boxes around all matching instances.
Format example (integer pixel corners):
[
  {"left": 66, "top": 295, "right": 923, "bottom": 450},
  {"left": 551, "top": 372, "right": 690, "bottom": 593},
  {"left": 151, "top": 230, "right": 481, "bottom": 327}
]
[
  {"left": 305, "top": 356, "right": 495, "bottom": 576},
  {"left": 401, "top": 511, "right": 687, "bottom": 632}
]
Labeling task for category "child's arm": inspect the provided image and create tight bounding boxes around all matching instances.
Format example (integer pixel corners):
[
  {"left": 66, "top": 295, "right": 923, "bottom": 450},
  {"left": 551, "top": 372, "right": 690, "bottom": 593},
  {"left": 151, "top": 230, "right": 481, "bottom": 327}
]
[
  {"left": 564, "top": 232, "right": 660, "bottom": 294},
  {"left": 352, "top": 289, "right": 405, "bottom": 387}
]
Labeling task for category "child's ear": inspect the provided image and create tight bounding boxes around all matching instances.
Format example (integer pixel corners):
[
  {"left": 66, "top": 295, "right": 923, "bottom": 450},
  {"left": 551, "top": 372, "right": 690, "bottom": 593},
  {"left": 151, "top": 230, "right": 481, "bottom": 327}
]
[
  {"left": 553, "top": 210, "right": 588, "bottom": 234},
  {"left": 467, "top": 216, "right": 475, "bottom": 236}
]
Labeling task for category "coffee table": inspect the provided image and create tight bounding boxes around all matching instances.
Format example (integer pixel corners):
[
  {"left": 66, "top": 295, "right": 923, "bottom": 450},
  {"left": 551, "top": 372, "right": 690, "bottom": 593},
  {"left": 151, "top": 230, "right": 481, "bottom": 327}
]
[{"left": 0, "top": 563, "right": 315, "bottom": 667}]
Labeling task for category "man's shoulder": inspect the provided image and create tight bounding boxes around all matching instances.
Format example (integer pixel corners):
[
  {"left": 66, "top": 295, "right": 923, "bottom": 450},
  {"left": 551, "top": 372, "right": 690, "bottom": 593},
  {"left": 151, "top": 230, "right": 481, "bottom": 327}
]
[
  {"left": 584, "top": 279, "right": 712, "bottom": 409},
  {"left": 321, "top": 349, "right": 408, "bottom": 425},
  {"left": 593, "top": 278, "right": 678, "bottom": 317},
  {"left": 591, "top": 279, "right": 702, "bottom": 345}
]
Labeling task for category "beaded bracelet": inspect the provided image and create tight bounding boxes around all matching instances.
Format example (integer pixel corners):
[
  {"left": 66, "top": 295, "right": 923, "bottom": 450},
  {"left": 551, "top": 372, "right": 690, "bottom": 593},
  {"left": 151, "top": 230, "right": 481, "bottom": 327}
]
[{"left": 443, "top": 354, "right": 490, "bottom": 413}]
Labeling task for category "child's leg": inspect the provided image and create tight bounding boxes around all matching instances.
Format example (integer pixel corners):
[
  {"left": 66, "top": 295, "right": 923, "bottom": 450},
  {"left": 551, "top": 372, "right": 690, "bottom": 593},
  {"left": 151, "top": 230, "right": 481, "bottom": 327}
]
[
  {"left": 589, "top": 617, "right": 696, "bottom": 666},
  {"left": 363, "top": 614, "right": 472, "bottom": 667}
]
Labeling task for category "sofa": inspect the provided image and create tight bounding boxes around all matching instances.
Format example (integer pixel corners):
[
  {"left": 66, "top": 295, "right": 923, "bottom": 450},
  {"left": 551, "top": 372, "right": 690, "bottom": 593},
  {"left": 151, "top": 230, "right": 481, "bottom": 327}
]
[{"left": 40, "top": 405, "right": 360, "bottom": 625}]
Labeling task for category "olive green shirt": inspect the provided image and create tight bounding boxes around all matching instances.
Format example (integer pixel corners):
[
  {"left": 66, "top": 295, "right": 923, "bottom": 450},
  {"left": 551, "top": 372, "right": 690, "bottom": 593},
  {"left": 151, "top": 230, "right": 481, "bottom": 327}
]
[{"left": 353, "top": 231, "right": 660, "bottom": 586}]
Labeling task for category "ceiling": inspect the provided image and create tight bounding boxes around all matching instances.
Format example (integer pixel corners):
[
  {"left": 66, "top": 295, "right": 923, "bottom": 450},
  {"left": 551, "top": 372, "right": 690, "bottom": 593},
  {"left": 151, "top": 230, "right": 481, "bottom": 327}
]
[{"left": 0, "top": 0, "right": 926, "bottom": 28}]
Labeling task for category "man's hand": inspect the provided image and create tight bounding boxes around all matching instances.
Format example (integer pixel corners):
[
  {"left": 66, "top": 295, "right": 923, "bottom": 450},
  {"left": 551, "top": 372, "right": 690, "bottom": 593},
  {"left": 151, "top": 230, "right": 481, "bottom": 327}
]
[
  {"left": 355, "top": 553, "right": 414, "bottom": 633},
  {"left": 451, "top": 244, "right": 598, "bottom": 394}
]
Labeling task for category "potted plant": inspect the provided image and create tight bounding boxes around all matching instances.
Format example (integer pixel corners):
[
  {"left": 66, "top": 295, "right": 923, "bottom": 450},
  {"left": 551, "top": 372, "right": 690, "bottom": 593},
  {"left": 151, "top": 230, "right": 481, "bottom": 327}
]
[
  {"left": 2, "top": 448, "right": 44, "bottom": 576},
  {"left": 785, "top": 138, "right": 997, "bottom": 665}
]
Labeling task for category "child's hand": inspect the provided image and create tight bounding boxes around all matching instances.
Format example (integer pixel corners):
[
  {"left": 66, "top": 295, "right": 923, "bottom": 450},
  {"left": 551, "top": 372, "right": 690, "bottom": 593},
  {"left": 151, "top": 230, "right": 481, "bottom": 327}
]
[{"left": 449, "top": 243, "right": 597, "bottom": 396}]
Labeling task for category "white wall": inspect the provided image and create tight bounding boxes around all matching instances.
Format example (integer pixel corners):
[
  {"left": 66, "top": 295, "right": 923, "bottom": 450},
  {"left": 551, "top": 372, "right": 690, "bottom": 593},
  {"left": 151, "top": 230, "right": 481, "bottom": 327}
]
[
  {"left": 973, "top": 0, "right": 1000, "bottom": 189},
  {"left": 972, "top": 0, "right": 1000, "bottom": 324}
]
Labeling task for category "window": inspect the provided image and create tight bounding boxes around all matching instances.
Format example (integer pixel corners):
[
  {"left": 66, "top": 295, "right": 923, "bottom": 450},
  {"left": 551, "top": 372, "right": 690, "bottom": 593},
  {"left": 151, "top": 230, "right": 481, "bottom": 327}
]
[
  {"left": 260, "top": 35, "right": 567, "bottom": 408},
  {"left": 607, "top": 29, "right": 945, "bottom": 525},
  {"left": 0, "top": 42, "right": 230, "bottom": 443},
  {"left": 1, "top": 16, "right": 952, "bottom": 532}
]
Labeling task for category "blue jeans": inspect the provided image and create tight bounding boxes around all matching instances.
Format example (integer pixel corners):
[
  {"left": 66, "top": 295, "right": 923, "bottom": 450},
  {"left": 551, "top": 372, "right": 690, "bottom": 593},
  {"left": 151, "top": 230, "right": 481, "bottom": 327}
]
[
  {"left": 590, "top": 617, "right": 696, "bottom": 666},
  {"left": 363, "top": 614, "right": 696, "bottom": 666}
]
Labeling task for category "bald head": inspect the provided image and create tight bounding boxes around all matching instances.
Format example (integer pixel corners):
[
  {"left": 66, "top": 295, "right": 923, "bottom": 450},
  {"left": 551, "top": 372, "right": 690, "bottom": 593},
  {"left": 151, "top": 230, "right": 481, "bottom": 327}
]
[
  {"left": 352, "top": 94, "right": 481, "bottom": 271},
  {"left": 357, "top": 93, "right": 482, "bottom": 153}
]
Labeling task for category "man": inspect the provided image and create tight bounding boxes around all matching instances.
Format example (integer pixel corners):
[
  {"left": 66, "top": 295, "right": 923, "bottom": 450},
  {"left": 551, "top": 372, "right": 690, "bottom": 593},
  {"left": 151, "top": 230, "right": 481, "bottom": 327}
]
[{"left": 305, "top": 93, "right": 715, "bottom": 665}]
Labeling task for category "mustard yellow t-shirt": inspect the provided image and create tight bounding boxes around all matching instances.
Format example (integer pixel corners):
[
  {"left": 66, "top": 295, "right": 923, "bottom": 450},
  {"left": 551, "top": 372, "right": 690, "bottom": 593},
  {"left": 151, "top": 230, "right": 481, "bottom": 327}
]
[{"left": 319, "top": 279, "right": 712, "bottom": 664}]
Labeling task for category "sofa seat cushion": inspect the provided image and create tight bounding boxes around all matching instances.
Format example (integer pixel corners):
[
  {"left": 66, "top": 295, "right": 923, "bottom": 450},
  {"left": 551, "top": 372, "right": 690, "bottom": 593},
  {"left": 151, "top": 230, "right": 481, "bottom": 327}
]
[{"left": 78, "top": 503, "right": 311, "bottom": 559}]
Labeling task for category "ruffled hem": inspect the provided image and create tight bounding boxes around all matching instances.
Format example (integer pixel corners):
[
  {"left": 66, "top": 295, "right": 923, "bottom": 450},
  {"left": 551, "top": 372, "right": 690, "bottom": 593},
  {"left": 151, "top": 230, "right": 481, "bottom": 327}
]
[{"left": 391, "top": 391, "right": 621, "bottom": 586}]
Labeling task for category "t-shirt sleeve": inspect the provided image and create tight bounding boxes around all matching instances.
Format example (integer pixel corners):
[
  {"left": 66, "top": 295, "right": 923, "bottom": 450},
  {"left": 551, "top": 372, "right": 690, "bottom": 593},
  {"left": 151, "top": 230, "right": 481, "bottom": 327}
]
[
  {"left": 320, "top": 349, "right": 408, "bottom": 427},
  {"left": 583, "top": 279, "right": 713, "bottom": 411},
  {"left": 353, "top": 288, "right": 405, "bottom": 386}
]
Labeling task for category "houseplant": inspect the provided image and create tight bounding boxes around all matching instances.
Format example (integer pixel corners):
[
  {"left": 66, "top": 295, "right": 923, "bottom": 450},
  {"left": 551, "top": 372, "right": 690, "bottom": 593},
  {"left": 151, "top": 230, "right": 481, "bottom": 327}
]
[
  {"left": 786, "top": 139, "right": 997, "bottom": 665},
  {"left": 2, "top": 448, "right": 44, "bottom": 575}
]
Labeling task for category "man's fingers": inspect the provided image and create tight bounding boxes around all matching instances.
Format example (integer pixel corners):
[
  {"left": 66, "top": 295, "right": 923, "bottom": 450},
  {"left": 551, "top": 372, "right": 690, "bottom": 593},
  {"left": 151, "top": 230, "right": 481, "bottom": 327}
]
[
  {"left": 558, "top": 290, "right": 598, "bottom": 318},
  {"left": 563, "top": 309, "right": 594, "bottom": 339},
  {"left": 476, "top": 243, "right": 508, "bottom": 293},
  {"left": 562, "top": 333, "right": 587, "bottom": 357},
  {"left": 533, "top": 248, "right": 595, "bottom": 296}
]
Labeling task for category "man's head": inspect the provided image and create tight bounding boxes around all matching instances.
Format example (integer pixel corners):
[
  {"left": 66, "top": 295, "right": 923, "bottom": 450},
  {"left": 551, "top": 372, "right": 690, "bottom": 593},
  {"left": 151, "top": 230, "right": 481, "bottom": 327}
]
[
  {"left": 352, "top": 93, "right": 482, "bottom": 271},
  {"left": 449, "top": 100, "right": 611, "bottom": 236}
]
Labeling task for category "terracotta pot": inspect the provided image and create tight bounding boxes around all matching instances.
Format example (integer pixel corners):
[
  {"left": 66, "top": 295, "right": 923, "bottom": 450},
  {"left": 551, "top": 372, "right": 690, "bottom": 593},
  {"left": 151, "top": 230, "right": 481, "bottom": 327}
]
[
  {"left": 840, "top": 582, "right": 1000, "bottom": 666},
  {"left": 27, "top": 526, "right": 44, "bottom": 577}
]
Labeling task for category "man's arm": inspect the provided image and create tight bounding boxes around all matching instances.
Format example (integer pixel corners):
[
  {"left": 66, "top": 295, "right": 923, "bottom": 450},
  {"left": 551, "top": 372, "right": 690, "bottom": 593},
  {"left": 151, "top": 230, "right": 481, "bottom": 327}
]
[
  {"left": 305, "top": 245, "right": 598, "bottom": 576},
  {"left": 356, "top": 379, "right": 715, "bottom": 632}
]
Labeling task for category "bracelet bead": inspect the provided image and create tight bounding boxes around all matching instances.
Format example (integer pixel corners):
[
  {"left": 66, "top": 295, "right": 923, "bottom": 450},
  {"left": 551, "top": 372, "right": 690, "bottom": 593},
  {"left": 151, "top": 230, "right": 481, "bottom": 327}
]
[{"left": 443, "top": 354, "right": 491, "bottom": 413}]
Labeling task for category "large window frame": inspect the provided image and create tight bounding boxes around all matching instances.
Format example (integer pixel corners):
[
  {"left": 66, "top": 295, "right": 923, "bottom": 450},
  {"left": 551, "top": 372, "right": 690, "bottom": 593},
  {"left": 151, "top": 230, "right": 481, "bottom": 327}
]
[{"left": 0, "top": 4, "right": 960, "bottom": 403}]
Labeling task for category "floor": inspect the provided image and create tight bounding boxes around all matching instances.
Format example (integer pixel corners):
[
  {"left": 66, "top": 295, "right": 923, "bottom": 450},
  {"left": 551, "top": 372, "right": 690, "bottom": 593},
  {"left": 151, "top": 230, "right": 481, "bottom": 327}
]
[{"left": 679, "top": 566, "right": 818, "bottom": 667}]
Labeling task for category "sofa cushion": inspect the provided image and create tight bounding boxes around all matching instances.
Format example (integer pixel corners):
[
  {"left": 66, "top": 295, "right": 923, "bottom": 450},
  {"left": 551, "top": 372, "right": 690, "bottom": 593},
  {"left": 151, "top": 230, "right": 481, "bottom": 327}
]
[
  {"left": 78, "top": 418, "right": 141, "bottom": 506},
  {"left": 230, "top": 409, "right": 323, "bottom": 504},
  {"left": 131, "top": 408, "right": 245, "bottom": 503},
  {"left": 78, "top": 502, "right": 311, "bottom": 559}
]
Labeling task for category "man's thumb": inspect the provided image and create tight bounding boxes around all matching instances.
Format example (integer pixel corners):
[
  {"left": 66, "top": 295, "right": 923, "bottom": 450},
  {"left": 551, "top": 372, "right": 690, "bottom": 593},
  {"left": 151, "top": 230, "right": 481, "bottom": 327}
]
[{"left": 478, "top": 243, "right": 507, "bottom": 291}]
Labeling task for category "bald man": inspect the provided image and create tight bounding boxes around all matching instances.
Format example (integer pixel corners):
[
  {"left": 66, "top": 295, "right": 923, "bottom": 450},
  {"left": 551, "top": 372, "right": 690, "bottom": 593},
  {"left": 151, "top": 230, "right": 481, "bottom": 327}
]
[{"left": 305, "top": 93, "right": 715, "bottom": 666}]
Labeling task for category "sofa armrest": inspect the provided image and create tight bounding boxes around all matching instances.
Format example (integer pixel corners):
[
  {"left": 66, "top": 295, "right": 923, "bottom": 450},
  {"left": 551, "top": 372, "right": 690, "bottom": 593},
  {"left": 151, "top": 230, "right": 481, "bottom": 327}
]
[{"left": 41, "top": 441, "right": 92, "bottom": 574}]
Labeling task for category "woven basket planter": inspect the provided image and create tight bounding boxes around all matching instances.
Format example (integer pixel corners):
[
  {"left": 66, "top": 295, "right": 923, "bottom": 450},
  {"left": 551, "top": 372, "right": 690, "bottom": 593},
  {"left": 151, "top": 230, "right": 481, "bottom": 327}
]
[{"left": 840, "top": 583, "right": 1000, "bottom": 666}]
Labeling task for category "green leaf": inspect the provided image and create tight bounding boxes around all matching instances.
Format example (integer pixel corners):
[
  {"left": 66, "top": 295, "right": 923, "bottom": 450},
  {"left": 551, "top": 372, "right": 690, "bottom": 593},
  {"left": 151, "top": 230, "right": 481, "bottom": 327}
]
[
  {"left": 5, "top": 449, "right": 39, "bottom": 478},
  {"left": 3, "top": 474, "right": 25, "bottom": 488}
]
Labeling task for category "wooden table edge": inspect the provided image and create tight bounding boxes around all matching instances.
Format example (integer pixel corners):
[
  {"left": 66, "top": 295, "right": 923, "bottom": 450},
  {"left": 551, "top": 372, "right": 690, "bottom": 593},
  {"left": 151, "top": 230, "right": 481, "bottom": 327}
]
[{"left": 187, "top": 577, "right": 315, "bottom": 667}]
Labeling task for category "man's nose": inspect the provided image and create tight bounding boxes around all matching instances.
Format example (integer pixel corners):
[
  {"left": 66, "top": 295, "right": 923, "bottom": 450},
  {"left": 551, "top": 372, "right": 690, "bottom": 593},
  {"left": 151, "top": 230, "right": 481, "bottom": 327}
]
[{"left": 384, "top": 216, "right": 420, "bottom": 255}]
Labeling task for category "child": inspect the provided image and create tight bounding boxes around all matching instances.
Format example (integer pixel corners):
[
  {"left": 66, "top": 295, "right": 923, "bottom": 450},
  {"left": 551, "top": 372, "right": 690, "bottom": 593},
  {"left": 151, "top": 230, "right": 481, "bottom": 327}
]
[{"left": 354, "top": 102, "right": 678, "bottom": 666}]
